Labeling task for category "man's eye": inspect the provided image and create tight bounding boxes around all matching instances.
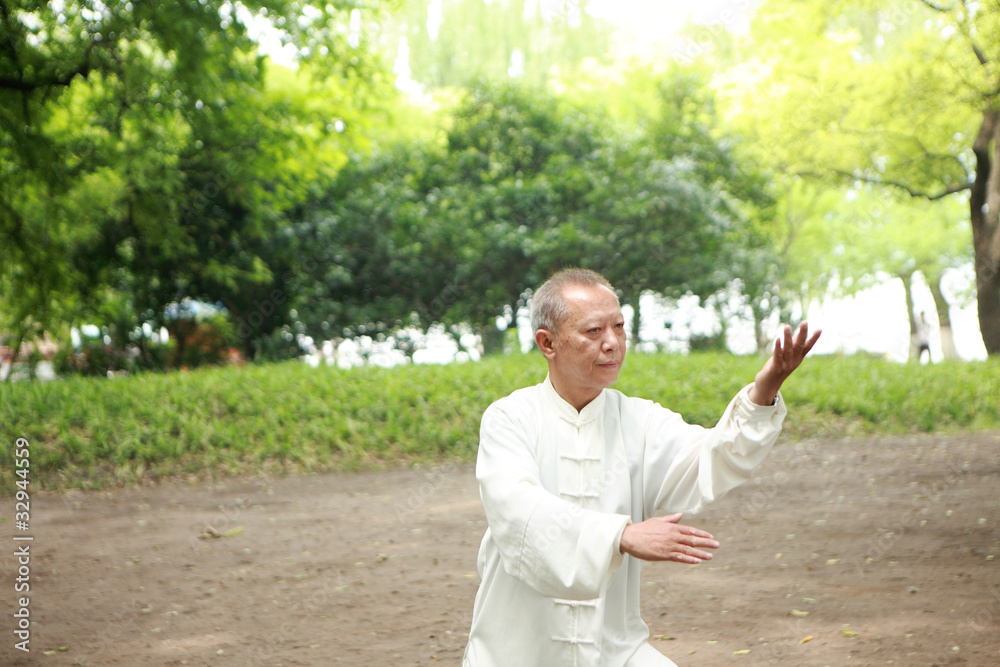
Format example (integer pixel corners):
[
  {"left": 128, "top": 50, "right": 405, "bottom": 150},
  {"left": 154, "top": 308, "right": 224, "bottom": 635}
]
[{"left": 615, "top": 323, "right": 624, "bottom": 329}]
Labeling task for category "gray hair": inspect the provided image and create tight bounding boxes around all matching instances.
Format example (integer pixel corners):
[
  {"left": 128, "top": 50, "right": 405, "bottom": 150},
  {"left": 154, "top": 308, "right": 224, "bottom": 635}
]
[{"left": 529, "top": 268, "right": 618, "bottom": 334}]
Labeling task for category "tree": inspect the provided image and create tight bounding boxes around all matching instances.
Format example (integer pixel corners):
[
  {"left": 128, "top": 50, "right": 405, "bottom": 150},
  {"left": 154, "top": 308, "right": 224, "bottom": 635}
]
[
  {"left": 582, "top": 148, "right": 739, "bottom": 343},
  {"left": 291, "top": 83, "right": 599, "bottom": 354},
  {"left": 570, "top": 64, "right": 776, "bottom": 346},
  {"left": 289, "top": 140, "right": 454, "bottom": 343},
  {"left": 728, "top": 0, "right": 1000, "bottom": 355},
  {"left": 758, "top": 179, "right": 970, "bottom": 359},
  {"left": 0, "top": 1, "right": 394, "bottom": 366},
  {"left": 294, "top": 79, "right": 766, "bottom": 356},
  {"left": 830, "top": 187, "right": 971, "bottom": 359}
]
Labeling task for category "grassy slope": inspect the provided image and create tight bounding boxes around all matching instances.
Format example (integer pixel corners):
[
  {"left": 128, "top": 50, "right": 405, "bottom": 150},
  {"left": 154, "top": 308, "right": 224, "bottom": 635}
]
[{"left": 2, "top": 353, "right": 997, "bottom": 491}]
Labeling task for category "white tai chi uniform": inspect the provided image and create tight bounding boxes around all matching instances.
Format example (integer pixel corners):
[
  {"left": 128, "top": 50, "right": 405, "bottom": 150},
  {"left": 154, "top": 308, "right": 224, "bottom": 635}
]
[{"left": 463, "top": 375, "right": 786, "bottom": 666}]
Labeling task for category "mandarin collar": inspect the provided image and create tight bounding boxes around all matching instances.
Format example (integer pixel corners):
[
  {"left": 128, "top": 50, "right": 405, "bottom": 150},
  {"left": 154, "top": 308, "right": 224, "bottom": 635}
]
[{"left": 542, "top": 374, "right": 606, "bottom": 426}]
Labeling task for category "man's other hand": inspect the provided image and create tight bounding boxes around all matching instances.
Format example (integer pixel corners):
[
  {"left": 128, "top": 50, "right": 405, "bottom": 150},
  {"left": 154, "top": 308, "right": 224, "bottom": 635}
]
[{"left": 619, "top": 513, "right": 719, "bottom": 564}]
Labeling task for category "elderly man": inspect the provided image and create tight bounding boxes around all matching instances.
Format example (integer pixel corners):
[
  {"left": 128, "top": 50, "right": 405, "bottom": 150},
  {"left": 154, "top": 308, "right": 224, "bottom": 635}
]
[{"left": 462, "top": 268, "right": 821, "bottom": 666}]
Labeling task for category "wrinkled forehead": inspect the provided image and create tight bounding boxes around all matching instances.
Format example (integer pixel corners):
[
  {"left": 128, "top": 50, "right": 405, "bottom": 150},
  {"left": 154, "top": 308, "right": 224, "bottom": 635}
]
[{"left": 560, "top": 284, "right": 621, "bottom": 324}]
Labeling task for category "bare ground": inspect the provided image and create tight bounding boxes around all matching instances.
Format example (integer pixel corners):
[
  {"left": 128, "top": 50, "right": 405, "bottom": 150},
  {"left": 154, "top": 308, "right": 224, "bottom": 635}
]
[{"left": 3, "top": 431, "right": 999, "bottom": 666}]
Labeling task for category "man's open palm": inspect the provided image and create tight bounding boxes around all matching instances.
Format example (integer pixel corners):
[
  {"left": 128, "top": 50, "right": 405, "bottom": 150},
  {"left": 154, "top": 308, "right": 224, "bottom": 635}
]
[{"left": 749, "top": 322, "right": 821, "bottom": 406}]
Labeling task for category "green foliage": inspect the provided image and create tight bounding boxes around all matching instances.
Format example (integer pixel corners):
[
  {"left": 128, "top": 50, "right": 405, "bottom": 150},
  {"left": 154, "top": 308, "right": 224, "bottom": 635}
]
[
  {"left": 688, "top": 332, "right": 728, "bottom": 353},
  {"left": 383, "top": 0, "right": 613, "bottom": 89},
  {"left": 2, "top": 353, "right": 997, "bottom": 491},
  {"left": 53, "top": 331, "right": 173, "bottom": 378},
  {"left": 556, "top": 62, "right": 779, "bottom": 343},
  {"left": 0, "top": 0, "right": 399, "bottom": 365},
  {"left": 731, "top": 0, "right": 978, "bottom": 191},
  {"left": 725, "top": 0, "right": 1000, "bottom": 353},
  {"left": 167, "top": 312, "right": 239, "bottom": 369},
  {"left": 1, "top": 2, "right": 785, "bottom": 374},
  {"left": 290, "top": 82, "right": 590, "bottom": 348},
  {"left": 293, "top": 76, "right": 768, "bottom": 352}
]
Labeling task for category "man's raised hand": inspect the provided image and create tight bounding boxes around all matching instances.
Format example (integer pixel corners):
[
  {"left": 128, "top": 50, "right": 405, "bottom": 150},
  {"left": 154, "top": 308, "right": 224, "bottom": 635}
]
[
  {"left": 619, "top": 513, "right": 720, "bottom": 564},
  {"left": 748, "top": 321, "right": 821, "bottom": 406}
]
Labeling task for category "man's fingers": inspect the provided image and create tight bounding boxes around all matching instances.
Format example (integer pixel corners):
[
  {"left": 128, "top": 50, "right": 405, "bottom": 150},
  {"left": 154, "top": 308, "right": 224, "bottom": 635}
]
[
  {"left": 774, "top": 322, "right": 822, "bottom": 368},
  {"left": 683, "top": 526, "right": 716, "bottom": 540},
  {"left": 803, "top": 328, "right": 822, "bottom": 354},
  {"left": 686, "top": 536, "right": 720, "bottom": 549},
  {"left": 793, "top": 322, "right": 809, "bottom": 349},
  {"left": 677, "top": 523, "right": 720, "bottom": 550},
  {"left": 677, "top": 530, "right": 719, "bottom": 550},
  {"left": 660, "top": 515, "right": 716, "bottom": 541},
  {"left": 672, "top": 548, "right": 713, "bottom": 563},
  {"left": 772, "top": 330, "right": 785, "bottom": 356}
]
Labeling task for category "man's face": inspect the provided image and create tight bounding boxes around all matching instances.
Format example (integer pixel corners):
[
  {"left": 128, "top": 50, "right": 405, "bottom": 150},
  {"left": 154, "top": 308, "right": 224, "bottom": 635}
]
[{"left": 545, "top": 284, "right": 627, "bottom": 400}]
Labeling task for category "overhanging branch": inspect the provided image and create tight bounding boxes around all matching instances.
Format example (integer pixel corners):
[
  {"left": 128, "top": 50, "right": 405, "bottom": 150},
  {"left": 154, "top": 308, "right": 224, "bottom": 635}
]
[
  {"left": 799, "top": 169, "right": 972, "bottom": 200},
  {"left": 971, "top": 42, "right": 988, "bottom": 67},
  {"left": 918, "top": 0, "right": 956, "bottom": 12}
]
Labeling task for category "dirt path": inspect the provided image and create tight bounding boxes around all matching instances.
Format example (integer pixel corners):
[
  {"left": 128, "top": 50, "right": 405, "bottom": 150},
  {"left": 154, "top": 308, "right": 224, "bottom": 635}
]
[{"left": 3, "top": 432, "right": 999, "bottom": 666}]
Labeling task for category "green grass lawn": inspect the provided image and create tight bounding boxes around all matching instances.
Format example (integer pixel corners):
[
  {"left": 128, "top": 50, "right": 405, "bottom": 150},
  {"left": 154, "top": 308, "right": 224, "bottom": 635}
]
[{"left": 2, "top": 352, "right": 998, "bottom": 491}]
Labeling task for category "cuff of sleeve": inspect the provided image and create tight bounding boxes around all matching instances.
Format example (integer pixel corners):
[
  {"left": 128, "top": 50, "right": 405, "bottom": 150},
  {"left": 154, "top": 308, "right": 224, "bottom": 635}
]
[
  {"left": 738, "top": 384, "right": 783, "bottom": 417},
  {"left": 610, "top": 514, "right": 631, "bottom": 569},
  {"left": 613, "top": 515, "right": 632, "bottom": 556}
]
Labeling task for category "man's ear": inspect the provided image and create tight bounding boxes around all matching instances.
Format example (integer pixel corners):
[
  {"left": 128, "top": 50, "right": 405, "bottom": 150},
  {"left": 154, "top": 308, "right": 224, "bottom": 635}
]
[{"left": 534, "top": 328, "right": 558, "bottom": 360}]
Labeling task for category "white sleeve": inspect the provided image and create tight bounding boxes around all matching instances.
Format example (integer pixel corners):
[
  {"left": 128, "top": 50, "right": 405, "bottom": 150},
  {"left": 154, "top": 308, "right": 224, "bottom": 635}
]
[
  {"left": 643, "top": 384, "right": 787, "bottom": 517},
  {"left": 476, "top": 404, "right": 630, "bottom": 600}
]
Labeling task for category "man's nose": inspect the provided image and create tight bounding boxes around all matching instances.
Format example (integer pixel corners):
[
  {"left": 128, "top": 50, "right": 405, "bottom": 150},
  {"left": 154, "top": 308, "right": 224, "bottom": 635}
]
[{"left": 602, "top": 329, "right": 619, "bottom": 350}]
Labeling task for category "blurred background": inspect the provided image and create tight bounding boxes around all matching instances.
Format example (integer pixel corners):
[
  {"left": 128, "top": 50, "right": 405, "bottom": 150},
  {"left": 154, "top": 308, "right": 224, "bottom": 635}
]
[{"left": 2, "top": 0, "right": 997, "bottom": 381}]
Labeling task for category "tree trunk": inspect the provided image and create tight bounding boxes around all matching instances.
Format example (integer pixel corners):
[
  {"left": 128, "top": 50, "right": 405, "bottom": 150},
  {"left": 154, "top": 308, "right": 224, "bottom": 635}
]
[
  {"left": 167, "top": 319, "right": 195, "bottom": 368},
  {"left": 630, "top": 296, "right": 641, "bottom": 346},
  {"left": 481, "top": 325, "right": 504, "bottom": 356},
  {"left": 5, "top": 329, "right": 26, "bottom": 383},
  {"left": 928, "top": 276, "right": 959, "bottom": 360},
  {"left": 970, "top": 109, "right": 1000, "bottom": 356},
  {"left": 752, "top": 304, "right": 769, "bottom": 355},
  {"left": 900, "top": 271, "right": 917, "bottom": 361},
  {"left": 242, "top": 331, "right": 254, "bottom": 363}
]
